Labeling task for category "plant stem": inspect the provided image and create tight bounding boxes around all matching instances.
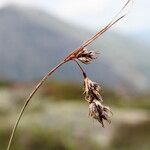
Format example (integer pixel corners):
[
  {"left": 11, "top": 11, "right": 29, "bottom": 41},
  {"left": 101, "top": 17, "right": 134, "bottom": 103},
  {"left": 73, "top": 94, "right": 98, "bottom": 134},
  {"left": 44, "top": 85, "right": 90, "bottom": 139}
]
[
  {"left": 74, "top": 59, "right": 87, "bottom": 78},
  {"left": 6, "top": 60, "right": 67, "bottom": 150},
  {"left": 65, "top": 0, "right": 132, "bottom": 61},
  {"left": 6, "top": 1, "right": 132, "bottom": 149}
]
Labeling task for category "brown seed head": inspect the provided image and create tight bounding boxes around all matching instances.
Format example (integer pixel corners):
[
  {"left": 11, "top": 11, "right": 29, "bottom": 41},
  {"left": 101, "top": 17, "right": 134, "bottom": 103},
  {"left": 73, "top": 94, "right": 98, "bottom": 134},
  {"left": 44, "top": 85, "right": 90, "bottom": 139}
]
[
  {"left": 84, "top": 77, "right": 103, "bottom": 103},
  {"left": 76, "top": 48, "right": 99, "bottom": 64},
  {"left": 89, "top": 100, "right": 112, "bottom": 127}
]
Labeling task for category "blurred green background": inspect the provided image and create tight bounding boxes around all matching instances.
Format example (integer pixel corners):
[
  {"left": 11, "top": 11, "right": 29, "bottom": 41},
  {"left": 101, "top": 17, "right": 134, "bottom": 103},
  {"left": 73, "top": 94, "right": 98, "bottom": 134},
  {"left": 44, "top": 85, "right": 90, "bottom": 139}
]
[
  {"left": 0, "top": 0, "right": 150, "bottom": 150},
  {"left": 0, "top": 81, "right": 150, "bottom": 150}
]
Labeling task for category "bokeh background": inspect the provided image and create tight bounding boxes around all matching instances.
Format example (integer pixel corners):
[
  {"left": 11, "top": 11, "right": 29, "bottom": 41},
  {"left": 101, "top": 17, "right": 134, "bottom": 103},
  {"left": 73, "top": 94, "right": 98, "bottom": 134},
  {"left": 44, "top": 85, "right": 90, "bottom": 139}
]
[{"left": 0, "top": 0, "right": 150, "bottom": 150}]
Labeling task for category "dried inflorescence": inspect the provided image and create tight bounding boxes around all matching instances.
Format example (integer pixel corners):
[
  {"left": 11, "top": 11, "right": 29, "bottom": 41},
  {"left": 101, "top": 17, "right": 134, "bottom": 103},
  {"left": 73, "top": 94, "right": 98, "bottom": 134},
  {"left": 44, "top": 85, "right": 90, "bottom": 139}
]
[
  {"left": 83, "top": 77, "right": 103, "bottom": 103},
  {"left": 74, "top": 48, "right": 112, "bottom": 127},
  {"left": 89, "top": 100, "right": 112, "bottom": 127},
  {"left": 76, "top": 48, "right": 99, "bottom": 64},
  {"left": 84, "top": 77, "right": 112, "bottom": 127}
]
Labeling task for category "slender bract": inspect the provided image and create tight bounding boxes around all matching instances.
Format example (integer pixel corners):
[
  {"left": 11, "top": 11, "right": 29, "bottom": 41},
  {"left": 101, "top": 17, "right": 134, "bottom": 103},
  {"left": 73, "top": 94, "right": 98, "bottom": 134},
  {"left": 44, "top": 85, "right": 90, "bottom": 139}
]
[{"left": 6, "top": 1, "right": 132, "bottom": 149}]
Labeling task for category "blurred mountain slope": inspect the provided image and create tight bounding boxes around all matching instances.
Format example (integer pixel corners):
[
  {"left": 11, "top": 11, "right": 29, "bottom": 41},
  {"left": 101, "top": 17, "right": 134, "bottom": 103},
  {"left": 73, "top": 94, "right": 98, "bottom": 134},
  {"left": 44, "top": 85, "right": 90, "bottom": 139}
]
[{"left": 0, "top": 5, "right": 149, "bottom": 93}]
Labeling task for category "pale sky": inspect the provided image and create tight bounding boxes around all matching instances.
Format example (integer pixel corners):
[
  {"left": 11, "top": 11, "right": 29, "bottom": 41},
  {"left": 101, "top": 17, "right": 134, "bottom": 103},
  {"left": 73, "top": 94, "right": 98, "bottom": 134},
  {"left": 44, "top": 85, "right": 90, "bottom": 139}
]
[{"left": 0, "top": 0, "right": 149, "bottom": 35}]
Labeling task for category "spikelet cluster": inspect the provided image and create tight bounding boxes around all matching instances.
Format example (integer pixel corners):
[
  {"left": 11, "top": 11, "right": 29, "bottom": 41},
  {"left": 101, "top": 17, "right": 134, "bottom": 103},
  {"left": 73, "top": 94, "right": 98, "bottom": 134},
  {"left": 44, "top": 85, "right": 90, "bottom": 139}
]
[{"left": 75, "top": 48, "right": 112, "bottom": 127}]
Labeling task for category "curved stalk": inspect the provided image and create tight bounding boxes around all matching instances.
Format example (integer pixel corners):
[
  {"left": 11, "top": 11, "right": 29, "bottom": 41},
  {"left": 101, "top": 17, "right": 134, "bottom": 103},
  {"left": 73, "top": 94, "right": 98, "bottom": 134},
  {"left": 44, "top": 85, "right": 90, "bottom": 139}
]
[
  {"left": 6, "top": 60, "right": 67, "bottom": 150},
  {"left": 81, "top": 0, "right": 132, "bottom": 48},
  {"left": 74, "top": 59, "right": 87, "bottom": 78},
  {"left": 65, "top": 0, "right": 132, "bottom": 61}
]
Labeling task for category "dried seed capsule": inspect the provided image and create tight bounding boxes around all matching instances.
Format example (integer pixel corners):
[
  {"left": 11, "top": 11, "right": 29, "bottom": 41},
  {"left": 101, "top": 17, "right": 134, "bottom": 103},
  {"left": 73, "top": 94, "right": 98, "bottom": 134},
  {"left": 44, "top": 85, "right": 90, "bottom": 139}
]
[
  {"left": 76, "top": 48, "right": 99, "bottom": 64},
  {"left": 89, "top": 100, "right": 112, "bottom": 127},
  {"left": 84, "top": 77, "right": 103, "bottom": 103}
]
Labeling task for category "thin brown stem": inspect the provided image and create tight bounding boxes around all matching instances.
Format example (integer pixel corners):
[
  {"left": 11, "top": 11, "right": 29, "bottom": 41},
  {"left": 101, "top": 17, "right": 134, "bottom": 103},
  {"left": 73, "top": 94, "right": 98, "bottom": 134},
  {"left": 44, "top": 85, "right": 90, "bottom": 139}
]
[
  {"left": 81, "top": 0, "right": 132, "bottom": 48},
  {"left": 65, "top": 0, "right": 132, "bottom": 61},
  {"left": 81, "top": 15, "right": 125, "bottom": 48},
  {"left": 6, "top": 60, "right": 67, "bottom": 150},
  {"left": 74, "top": 59, "right": 87, "bottom": 78}
]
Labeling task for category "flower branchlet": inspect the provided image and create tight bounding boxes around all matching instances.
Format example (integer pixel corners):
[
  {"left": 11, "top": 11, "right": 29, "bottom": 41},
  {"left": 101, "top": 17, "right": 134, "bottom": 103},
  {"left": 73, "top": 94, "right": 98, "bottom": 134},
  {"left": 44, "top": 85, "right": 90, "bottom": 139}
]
[
  {"left": 74, "top": 49, "right": 112, "bottom": 127},
  {"left": 74, "top": 52, "right": 112, "bottom": 127}
]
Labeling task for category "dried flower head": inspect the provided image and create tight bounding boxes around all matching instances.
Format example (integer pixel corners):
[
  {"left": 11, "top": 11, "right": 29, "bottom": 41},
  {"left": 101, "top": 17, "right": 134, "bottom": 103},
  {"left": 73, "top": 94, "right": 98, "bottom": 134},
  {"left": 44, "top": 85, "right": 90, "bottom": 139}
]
[
  {"left": 89, "top": 100, "right": 112, "bottom": 127},
  {"left": 76, "top": 48, "right": 99, "bottom": 64},
  {"left": 84, "top": 77, "right": 103, "bottom": 103}
]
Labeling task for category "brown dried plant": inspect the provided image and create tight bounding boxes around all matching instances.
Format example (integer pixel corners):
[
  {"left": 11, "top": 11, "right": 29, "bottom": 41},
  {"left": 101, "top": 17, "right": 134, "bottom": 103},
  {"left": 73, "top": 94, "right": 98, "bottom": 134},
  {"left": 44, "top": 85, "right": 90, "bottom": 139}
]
[{"left": 6, "top": 0, "right": 133, "bottom": 150}]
